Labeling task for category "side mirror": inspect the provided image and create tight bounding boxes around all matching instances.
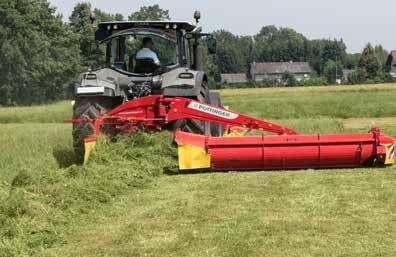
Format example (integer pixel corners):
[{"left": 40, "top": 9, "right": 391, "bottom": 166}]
[
  {"left": 194, "top": 11, "right": 201, "bottom": 23},
  {"left": 207, "top": 37, "right": 217, "bottom": 54}
]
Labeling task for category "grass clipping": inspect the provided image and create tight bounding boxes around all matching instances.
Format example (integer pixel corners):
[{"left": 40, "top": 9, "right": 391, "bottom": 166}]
[{"left": 0, "top": 132, "right": 177, "bottom": 257}]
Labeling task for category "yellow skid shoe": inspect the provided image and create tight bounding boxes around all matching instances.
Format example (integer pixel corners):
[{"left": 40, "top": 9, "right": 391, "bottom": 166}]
[
  {"left": 383, "top": 144, "right": 395, "bottom": 165},
  {"left": 178, "top": 144, "right": 211, "bottom": 170},
  {"left": 83, "top": 137, "right": 96, "bottom": 164}
]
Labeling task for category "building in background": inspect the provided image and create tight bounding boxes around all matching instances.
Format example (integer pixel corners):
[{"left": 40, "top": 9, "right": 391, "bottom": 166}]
[
  {"left": 386, "top": 50, "right": 396, "bottom": 78},
  {"left": 220, "top": 73, "right": 248, "bottom": 84},
  {"left": 250, "top": 62, "right": 312, "bottom": 82}
]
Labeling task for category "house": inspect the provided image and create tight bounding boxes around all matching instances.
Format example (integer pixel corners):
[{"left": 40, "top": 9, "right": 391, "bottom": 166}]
[
  {"left": 220, "top": 73, "right": 248, "bottom": 84},
  {"left": 250, "top": 62, "right": 312, "bottom": 82},
  {"left": 386, "top": 50, "right": 396, "bottom": 78}
]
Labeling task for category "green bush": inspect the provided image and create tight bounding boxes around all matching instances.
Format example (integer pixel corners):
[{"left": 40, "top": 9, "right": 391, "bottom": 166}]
[
  {"left": 281, "top": 72, "right": 298, "bottom": 86},
  {"left": 297, "top": 76, "right": 328, "bottom": 86}
]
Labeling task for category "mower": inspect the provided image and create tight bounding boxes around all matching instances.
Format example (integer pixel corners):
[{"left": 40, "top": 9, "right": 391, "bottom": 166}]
[
  {"left": 67, "top": 13, "right": 394, "bottom": 171},
  {"left": 67, "top": 95, "right": 394, "bottom": 170}
]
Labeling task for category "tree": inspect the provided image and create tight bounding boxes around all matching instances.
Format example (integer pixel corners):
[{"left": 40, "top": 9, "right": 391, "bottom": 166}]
[
  {"left": 239, "top": 36, "right": 255, "bottom": 69},
  {"left": 254, "top": 26, "right": 308, "bottom": 62},
  {"left": 69, "top": 2, "right": 96, "bottom": 68},
  {"left": 0, "top": 0, "right": 81, "bottom": 105},
  {"left": 281, "top": 72, "right": 297, "bottom": 87},
  {"left": 212, "top": 30, "right": 247, "bottom": 76},
  {"left": 374, "top": 45, "right": 388, "bottom": 70},
  {"left": 359, "top": 43, "right": 381, "bottom": 80},
  {"left": 348, "top": 69, "right": 367, "bottom": 84},
  {"left": 344, "top": 53, "right": 361, "bottom": 70},
  {"left": 322, "top": 60, "right": 343, "bottom": 84},
  {"left": 128, "top": 5, "right": 170, "bottom": 21},
  {"left": 306, "top": 40, "right": 325, "bottom": 74},
  {"left": 322, "top": 39, "right": 347, "bottom": 64},
  {"left": 306, "top": 39, "right": 347, "bottom": 75},
  {"left": 70, "top": 3, "right": 124, "bottom": 69},
  {"left": 94, "top": 8, "right": 124, "bottom": 22}
]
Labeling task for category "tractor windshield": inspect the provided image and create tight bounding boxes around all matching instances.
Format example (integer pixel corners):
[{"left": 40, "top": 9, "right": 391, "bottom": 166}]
[{"left": 105, "top": 31, "right": 178, "bottom": 73}]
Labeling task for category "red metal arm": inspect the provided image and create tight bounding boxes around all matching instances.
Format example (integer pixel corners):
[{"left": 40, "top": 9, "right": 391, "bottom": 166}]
[
  {"left": 162, "top": 97, "right": 298, "bottom": 135},
  {"left": 66, "top": 95, "right": 298, "bottom": 135}
]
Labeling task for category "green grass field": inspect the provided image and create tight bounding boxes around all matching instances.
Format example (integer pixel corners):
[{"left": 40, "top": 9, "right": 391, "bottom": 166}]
[{"left": 0, "top": 84, "right": 395, "bottom": 257}]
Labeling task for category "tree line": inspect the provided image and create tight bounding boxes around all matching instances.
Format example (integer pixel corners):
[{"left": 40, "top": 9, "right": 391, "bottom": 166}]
[
  {"left": 0, "top": 1, "right": 170, "bottom": 105},
  {"left": 0, "top": 0, "right": 392, "bottom": 105},
  {"left": 208, "top": 28, "right": 391, "bottom": 86}
]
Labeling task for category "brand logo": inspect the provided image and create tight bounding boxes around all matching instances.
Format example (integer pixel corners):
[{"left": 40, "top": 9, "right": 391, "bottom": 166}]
[{"left": 188, "top": 102, "right": 238, "bottom": 120}]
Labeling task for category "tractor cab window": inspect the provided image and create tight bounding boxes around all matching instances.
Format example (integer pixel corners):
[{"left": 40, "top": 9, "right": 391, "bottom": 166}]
[{"left": 107, "top": 33, "right": 178, "bottom": 74}]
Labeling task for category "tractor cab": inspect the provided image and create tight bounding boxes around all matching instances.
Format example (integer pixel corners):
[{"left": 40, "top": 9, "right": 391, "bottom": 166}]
[
  {"left": 75, "top": 16, "right": 216, "bottom": 100},
  {"left": 95, "top": 21, "right": 214, "bottom": 75}
]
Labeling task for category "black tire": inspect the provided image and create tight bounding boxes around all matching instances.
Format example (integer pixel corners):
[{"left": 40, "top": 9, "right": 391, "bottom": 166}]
[
  {"left": 209, "top": 92, "right": 224, "bottom": 137},
  {"left": 175, "top": 81, "right": 211, "bottom": 135},
  {"left": 72, "top": 96, "right": 121, "bottom": 163},
  {"left": 171, "top": 82, "right": 224, "bottom": 137}
]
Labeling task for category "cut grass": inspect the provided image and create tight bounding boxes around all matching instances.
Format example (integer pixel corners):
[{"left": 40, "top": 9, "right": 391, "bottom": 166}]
[
  {"left": 0, "top": 132, "right": 177, "bottom": 257},
  {"left": 0, "top": 84, "right": 395, "bottom": 257},
  {"left": 54, "top": 168, "right": 396, "bottom": 257}
]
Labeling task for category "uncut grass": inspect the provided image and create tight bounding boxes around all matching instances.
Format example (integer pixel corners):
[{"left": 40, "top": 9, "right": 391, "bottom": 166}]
[
  {"left": 216, "top": 83, "right": 396, "bottom": 96},
  {"left": 0, "top": 124, "right": 73, "bottom": 184},
  {"left": 0, "top": 132, "right": 177, "bottom": 257},
  {"left": 222, "top": 89, "right": 396, "bottom": 119},
  {"left": 0, "top": 101, "right": 71, "bottom": 123},
  {"left": 1, "top": 84, "right": 396, "bottom": 124}
]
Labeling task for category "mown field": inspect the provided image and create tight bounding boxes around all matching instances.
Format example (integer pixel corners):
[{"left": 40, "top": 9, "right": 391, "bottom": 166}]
[{"left": 0, "top": 84, "right": 395, "bottom": 257}]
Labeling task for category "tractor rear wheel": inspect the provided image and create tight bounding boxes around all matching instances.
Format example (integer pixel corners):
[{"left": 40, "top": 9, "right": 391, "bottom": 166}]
[
  {"left": 209, "top": 92, "right": 224, "bottom": 137},
  {"left": 170, "top": 82, "right": 224, "bottom": 137},
  {"left": 72, "top": 97, "right": 121, "bottom": 163},
  {"left": 172, "top": 82, "right": 213, "bottom": 135},
  {"left": 188, "top": 81, "right": 211, "bottom": 135}
]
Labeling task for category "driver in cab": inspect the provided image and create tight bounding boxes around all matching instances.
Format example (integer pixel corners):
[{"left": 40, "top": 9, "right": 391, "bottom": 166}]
[{"left": 136, "top": 37, "right": 160, "bottom": 65}]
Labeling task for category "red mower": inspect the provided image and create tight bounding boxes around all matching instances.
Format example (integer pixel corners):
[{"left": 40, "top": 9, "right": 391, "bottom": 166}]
[{"left": 66, "top": 95, "right": 395, "bottom": 171}]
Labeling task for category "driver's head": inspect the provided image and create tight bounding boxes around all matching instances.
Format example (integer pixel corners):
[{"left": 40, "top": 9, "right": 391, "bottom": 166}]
[{"left": 143, "top": 37, "right": 153, "bottom": 49}]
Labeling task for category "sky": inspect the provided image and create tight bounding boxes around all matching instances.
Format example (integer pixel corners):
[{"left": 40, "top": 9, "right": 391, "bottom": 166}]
[{"left": 48, "top": 0, "right": 396, "bottom": 53}]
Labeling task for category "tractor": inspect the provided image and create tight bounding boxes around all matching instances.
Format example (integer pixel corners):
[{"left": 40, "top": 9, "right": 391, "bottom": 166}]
[
  {"left": 69, "top": 13, "right": 394, "bottom": 170},
  {"left": 73, "top": 12, "right": 221, "bottom": 161}
]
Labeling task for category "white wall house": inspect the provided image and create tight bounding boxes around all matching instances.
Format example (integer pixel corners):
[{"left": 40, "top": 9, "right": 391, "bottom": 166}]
[{"left": 250, "top": 62, "right": 313, "bottom": 82}]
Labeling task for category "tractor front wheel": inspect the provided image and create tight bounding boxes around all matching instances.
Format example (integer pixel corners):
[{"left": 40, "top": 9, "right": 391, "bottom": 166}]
[{"left": 72, "top": 97, "right": 121, "bottom": 163}]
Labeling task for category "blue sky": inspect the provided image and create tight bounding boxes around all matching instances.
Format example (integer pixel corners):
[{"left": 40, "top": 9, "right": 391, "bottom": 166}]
[{"left": 48, "top": 0, "right": 396, "bottom": 53}]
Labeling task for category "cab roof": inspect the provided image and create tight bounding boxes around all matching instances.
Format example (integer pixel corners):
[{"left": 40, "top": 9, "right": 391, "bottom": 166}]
[{"left": 95, "top": 21, "right": 196, "bottom": 41}]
